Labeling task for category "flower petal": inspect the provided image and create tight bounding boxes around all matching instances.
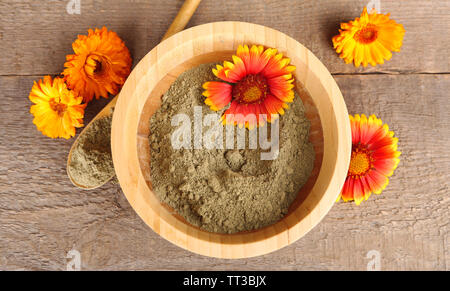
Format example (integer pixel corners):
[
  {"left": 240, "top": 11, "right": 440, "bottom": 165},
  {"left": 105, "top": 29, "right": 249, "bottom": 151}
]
[
  {"left": 202, "top": 81, "right": 232, "bottom": 111},
  {"left": 352, "top": 179, "right": 365, "bottom": 205},
  {"left": 212, "top": 64, "right": 238, "bottom": 83},
  {"left": 261, "top": 52, "right": 296, "bottom": 79},
  {"left": 263, "top": 94, "right": 288, "bottom": 117},
  {"left": 267, "top": 75, "right": 295, "bottom": 103},
  {"left": 341, "top": 177, "right": 355, "bottom": 202}
]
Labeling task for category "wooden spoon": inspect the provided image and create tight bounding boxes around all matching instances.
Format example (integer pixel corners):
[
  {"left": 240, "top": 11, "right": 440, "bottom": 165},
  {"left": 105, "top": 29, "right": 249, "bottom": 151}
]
[{"left": 67, "top": 0, "right": 203, "bottom": 189}]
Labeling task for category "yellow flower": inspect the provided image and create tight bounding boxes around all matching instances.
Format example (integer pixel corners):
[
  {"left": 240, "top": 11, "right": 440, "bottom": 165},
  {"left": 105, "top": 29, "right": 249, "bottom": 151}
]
[
  {"left": 29, "top": 76, "right": 86, "bottom": 139},
  {"left": 332, "top": 7, "right": 405, "bottom": 67},
  {"left": 63, "top": 27, "right": 132, "bottom": 103}
]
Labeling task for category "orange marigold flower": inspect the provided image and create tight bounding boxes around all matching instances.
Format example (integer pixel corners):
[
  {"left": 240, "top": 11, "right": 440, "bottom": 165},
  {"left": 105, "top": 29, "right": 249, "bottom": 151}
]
[
  {"left": 338, "top": 114, "right": 401, "bottom": 205},
  {"left": 63, "top": 27, "right": 132, "bottom": 103},
  {"left": 332, "top": 7, "right": 405, "bottom": 67},
  {"left": 202, "top": 45, "right": 296, "bottom": 129},
  {"left": 29, "top": 76, "right": 86, "bottom": 139}
]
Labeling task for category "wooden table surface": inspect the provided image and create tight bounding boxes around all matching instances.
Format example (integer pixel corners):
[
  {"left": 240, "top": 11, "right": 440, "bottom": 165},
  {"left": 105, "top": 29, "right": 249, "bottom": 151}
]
[{"left": 0, "top": 0, "right": 448, "bottom": 270}]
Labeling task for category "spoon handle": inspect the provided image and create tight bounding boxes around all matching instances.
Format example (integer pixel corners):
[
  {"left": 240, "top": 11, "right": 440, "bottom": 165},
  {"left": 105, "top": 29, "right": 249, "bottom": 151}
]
[
  {"left": 107, "top": 0, "right": 203, "bottom": 111},
  {"left": 162, "top": 0, "right": 203, "bottom": 41}
]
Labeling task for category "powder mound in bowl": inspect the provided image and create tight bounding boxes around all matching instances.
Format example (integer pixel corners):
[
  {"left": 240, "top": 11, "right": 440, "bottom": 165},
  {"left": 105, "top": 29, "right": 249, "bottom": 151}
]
[
  {"left": 149, "top": 63, "right": 315, "bottom": 234},
  {"left": 68, "top": 115, "right": 114, "bottom": 188}
]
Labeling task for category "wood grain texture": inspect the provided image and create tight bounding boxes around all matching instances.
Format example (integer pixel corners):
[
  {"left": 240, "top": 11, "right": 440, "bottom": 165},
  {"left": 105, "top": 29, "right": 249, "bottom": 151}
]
[
  {"left": 0, "top": 0, "right": 448, "bottom": 269},
  {"left": 0, "top": 74, "right": 448, "bottom": 270},
  {"left": 161, "top": 0, "right": 203, "bottom": 40},
  {"left": 0, "top": 0, "right": 448, "bottom": 76}
]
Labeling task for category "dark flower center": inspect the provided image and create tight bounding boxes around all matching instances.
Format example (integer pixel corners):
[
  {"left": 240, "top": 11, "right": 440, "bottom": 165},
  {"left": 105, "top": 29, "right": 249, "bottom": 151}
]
[
  {"left": 85, "top": 54, "right": 108, "bottom": 77},
  {"left": 233, "top": 74, "right": 269, "bottom": 104},
  {"left": 94, "top": 60, "right": 103, "bottom": 74},
  {"left": 349, "top": 144, "right": 374, "bottom": 177},
  {"left": 354, "top": 25, "right": 378, "bottom": 44},
  {"left": 49, "top": 98, "right": 67, "bottom": 117}
]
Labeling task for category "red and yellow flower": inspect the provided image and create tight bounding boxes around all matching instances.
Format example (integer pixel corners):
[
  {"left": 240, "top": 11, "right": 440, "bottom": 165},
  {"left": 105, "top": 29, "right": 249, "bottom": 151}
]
[
  {"left": 202, "top": 45, "right": 296, "bottom": 129},
  {"left": 332, "top": 7, "right": 405, "bottom": 67},
  {"left": 29, "top": 76, "right": 86, "bottom": 139},
  {"left": 63, "top": 27, "right": 132, "bottom": 103},
  {"left": 338, "top": 114, "right": 401, "bottom": 205}
]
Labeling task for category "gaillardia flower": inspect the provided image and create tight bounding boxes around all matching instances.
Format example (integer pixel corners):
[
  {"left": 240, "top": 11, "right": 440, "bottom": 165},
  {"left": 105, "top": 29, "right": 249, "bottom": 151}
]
[
  {"left": 29, "top": 76, "right": 86, "bottom": 139},
  {"left": 202, "top": 45, "right": 296, "bottom": 129},
  {"left": 332, "top": 7, "right": 405, "bottom": 67},
  {"left": 338, "top": 114, "right": 401, "bottom": 205},
  {"left": 63, "top": 27, "right": 132, "bottom": 103}
]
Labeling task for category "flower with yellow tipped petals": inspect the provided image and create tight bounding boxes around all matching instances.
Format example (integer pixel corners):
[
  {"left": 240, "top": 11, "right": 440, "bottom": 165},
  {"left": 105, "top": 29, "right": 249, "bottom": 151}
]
[
  {"left": 332, "top": 7, "right": 405, "bottom": 67},
  {"left": 29, "top": 76, "right": 86, "bottom": 139},
  {"left": 337, "top": 114, "right": 401, "bottom": 205},
  {"left": 202, "top": 45, "right": 296, "bottom": 129}
]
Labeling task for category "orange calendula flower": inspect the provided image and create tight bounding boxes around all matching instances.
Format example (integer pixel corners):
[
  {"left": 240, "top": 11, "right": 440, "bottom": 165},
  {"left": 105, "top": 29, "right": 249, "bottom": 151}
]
[
  {"left": 338, "top": 114, "right": 401, "bottom": 205},
  {"left": 29, "top": 76, "right": 86, "bottom": 139},
  {"left": 202, "top": 45, "right": 296, "bottom": 129},
  {"left": 63, "top": 27, "right": 132, "bottom": 103},
  {"left": 332, "top": 7, "right": 405, "bottom": 67}
]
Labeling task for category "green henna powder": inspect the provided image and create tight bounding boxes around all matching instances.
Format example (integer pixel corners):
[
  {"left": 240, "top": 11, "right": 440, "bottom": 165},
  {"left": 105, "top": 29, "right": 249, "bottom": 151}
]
[
  {"left": 68, "top": 115, "right": 115, "bottom": 188},
  {"left": 149, "top": 63, "right": 315, "bottom": 234}
]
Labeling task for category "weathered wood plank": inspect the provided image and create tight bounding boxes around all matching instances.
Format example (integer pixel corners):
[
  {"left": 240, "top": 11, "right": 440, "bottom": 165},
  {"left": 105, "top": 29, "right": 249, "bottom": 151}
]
[
  {"left": 0, "top": 0, "right": 449, "bottom": 76},
  {"left": 0, "top": 74, "right": 448, "bottom": 270}
]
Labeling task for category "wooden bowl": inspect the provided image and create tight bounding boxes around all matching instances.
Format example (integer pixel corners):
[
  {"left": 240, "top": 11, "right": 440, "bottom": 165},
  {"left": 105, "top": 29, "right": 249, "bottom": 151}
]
[{"left": 111, "top": 22, "right": 351, "bottom": 259}]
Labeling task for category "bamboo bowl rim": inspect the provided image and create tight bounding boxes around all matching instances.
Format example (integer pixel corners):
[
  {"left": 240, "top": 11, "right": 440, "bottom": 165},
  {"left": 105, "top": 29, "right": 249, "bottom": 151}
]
[{"left": 111, "top": 21, "right": 351, "bottom": 259}]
